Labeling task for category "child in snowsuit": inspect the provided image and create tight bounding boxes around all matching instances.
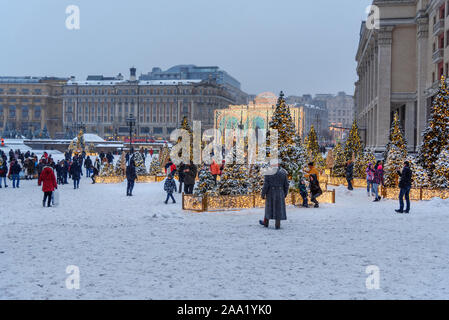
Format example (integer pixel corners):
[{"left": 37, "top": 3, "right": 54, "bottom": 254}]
[
  {"left": 298, "top": 179, "right": 309, "bottom": 208},
  {"left": 164, "top": 174, "right": 177, "bottom": 204}
]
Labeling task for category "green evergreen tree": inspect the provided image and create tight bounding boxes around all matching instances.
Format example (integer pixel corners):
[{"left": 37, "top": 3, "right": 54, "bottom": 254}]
[
  {"left": 344, "top": 120, "right": 363, "bottom": 161},
  {"left": 332, "top": 142, "right": 346, "bottom": 177}
]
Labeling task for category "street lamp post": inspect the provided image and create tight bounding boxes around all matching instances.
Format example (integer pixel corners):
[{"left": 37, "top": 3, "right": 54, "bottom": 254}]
[{"left": 126, "top": 113, "right": 136, "bottom": 153}]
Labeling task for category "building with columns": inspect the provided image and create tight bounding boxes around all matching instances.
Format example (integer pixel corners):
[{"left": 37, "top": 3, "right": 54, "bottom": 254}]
[
  {"left": 0, "top": 77, "right": 68, "bottom": 138},
  {"left": 355, "top": 0, "right": 447, "bottom": 152},
  {"left": 63, "top": 67, "right": 245, "bottom": 139}
]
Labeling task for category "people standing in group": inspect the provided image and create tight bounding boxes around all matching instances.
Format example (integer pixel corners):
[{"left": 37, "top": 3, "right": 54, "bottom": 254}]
[
  {"left": 304, "top": 162, "right": 322, "bottom": 208},
  {"left": 183, "top": 161, "right": 197, "bottom": 195},
  {"left": 366, "top": 163, "right": 375, "bottom": 197},
  {"left": 8, "top": 159, "right": 22, "bottom": 188},
  {"left": 259, "top": 160, "right": 289, "bottom": 230},
  {"left": 372, "top": 160, "right": 384, "bottom": 202},
  {"left": 396, "top": 161, "right": 413, "bottom": 214},
  {"left": 126, "top": 159, "right": 137, "bottom": 196},
  {"left": 163, "top": 173, "right": 177, "bottom": 204},
  {"left": 84, "top": 156, "right": 92, "bottom": 178},
  {"left": 345, "top": 159, "right": 354, "bottom": 191},
  {"left": 177, "top": 162, "right": 185, "bottom": 193},
  {"left": 0, "top": 158, "right": 8, "bottom": 188},
  {"left": 38, "top": 160, "right": 57, "bottom": 208},
  {"left": 70, "top": 157, "right": 81, "bottom": 189}
]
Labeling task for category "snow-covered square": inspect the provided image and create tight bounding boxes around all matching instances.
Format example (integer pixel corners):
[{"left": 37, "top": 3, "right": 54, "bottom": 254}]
[{"left": 1, "top": 176, "right": 449, "bottom": 299}]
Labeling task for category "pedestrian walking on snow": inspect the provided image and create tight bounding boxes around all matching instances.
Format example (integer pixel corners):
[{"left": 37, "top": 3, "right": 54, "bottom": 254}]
[
  {"left": 164, "top": 174, "right": 177, "bottom": 204},
  {"left": 126, "top": 160, "right": 137, "bottom": 196},
  {"left": 396, "top": 161, "right": 413, "bottom": 214},
  {"left": 38, "top": 161, "right": 57, "bottom": 207}
]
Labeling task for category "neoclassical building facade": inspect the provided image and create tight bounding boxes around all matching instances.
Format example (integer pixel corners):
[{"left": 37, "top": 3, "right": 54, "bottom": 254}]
[{"left": 355, "top": 0, "right": 448, "bottom": 152}]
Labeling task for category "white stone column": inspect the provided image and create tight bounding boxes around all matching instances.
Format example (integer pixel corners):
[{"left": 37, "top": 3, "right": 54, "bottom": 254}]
[
  {"left": 416, "top": 15, "right": 429, "bottom": 147},
  {"left": 376, "top": 27, "right": 394, "bottom": 151},
  {"left": 405, "top": 101, "right": 415, "bottom": 151}
]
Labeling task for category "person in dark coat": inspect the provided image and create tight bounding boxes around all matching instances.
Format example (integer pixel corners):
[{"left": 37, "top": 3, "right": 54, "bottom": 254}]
[
  {"left": 298, "top": 178, "right": 309, "bottom": 208},
  {"left": 84, "top": 156, "right": 92, "bottom": 178},
  {"left": 396, "top": 161, "right": 413, "bottom": 214},
  {"left": 177, "top": 162, "right": 186, "bottom": 193},
  {"left": 345, "top": 159, "right": 354, "bottom": 190},
  {"left": 126, "top": 160, "right": 137, "bottom": 196},
  {"left": 38, "top": 162, "right": 57, "bottom": 207},
  {"left": 106, "top": 152, "right": 114, "bottom": 164},
  {"left": 70, "top": 159, "right": 81, "bottom": 189},
  {"left": 309, "top": 173, "right": 323, "bottom": 208},
  {"left": 259, "top": 162, "right": 289, "bottom": 230},
  {"left": 8, "top": 160, "right": 22, "bottom": 188},
  {"left": 183, "top": 161, "right": 197, "bottom": 194},
  {"left": 0, "top": 159, "right": 8, "bottom": 188}
]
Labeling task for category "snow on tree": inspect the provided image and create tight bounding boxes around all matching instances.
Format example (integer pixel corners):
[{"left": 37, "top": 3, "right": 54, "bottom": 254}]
[
  {"left": 354, "top": 150, "right": 376, "bottom": 179},
  {"left": 326, "top": 149, "right": 334, "bottom": 170},
  {"left": 407, "top": 155, "right": 431, "bottom": 189},
  {"left": 148, "top": 155, "right": 163, "bottom": 176},
  {"left": 178, "top": 116, "right": 193, "bottom": 162},
  {"left": 332, "top": 142, "right": 346, "bottom": 177},
  {"left": 132, "top": 152, "right": 147, "bottom": 175},
  {"left": 280, "top": 135, "right": 308, "bottom": 178},
  {"left": 384, "top": 111, "right": 407, "bottom": 161},
  {"left": 115, "top": 152, "right": 126, "bottom": 176},
  {"left": 268, "top": 91, "right": 304, "bottom": 176},
  {"left": 418, "top": 76, "right": 449, "bottom": 177},
  {"left": 433, "top": 146, "right": 449, "bottom": 188},
  {"left": 194, "top": 166, "right": 217, "bottom": 196},
  {"left": 344, "top": 120, "right": 363, "bottom": 161},
  {"left": 100, "top": 163, "right": 114, "bottom": 177},
  {"left": 218, "top": 147, "right": 249, "bottom": 196},
  {"left": 306, "top": 125, "right": 320, "bottom": 160},
  {"left": 248, "top": 163, "right": 268, "bottom": 194},
  {"left": 384, "top": 145, "right": 406, "bottom": 187}
]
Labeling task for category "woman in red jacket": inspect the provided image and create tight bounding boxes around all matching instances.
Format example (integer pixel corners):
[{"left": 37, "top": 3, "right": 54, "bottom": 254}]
[{"left": 38, "top": 162, "right": 58, "bottom": 207}]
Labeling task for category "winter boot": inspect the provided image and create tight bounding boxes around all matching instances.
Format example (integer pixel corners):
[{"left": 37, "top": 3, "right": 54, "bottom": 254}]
[
  {"left": 259, "top": 219, "right": 269, "bottom": 228},
  {"left": 314, "top": 203, "right": 319, "bottom": 208},
  {"left": 275, "top": 220, "right": 281, "bottom": 230},
  {"left": 395, "top": 209, "right": 404, "bottom": 214}
]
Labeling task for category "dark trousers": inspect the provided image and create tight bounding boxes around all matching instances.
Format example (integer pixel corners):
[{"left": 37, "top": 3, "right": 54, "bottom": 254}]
[
  {"left": 347, "top": 178, "right": 353, "bottom": 190},
  {"left": 399, "top": 186, "right": 411, "bottom": 212},
  {"left": 86, "top": 168, "right": 91, "bottom": 177},
  {"left": 300, "top": 191, "right": 309, "bottom": 206},
  {"left": 184, "top": 184, "right": 194, "bottom": 195},
  {"left": 43, "top": 191, "right": 52, "bottom": 207},
  {"left": 63, "top": 173, "right": 68, "bottom": 184},
  {"left": 91, "top": 173, "right": 97, "bottom": 184},
  {"left": 165, "top": 192, "right": 175, "bottom": 203},
  {"left": 73, "top": 178, "right": 80, "bottom": 189},
  {"left": 127, "top": 180, "right": 135, "bottom": 195},
  {"left": 178, "top": 180, "right": 184, "bottom": 193}
]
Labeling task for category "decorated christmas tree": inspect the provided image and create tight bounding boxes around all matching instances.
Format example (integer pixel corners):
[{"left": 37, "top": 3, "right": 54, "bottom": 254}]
[
  {"left": 306, "top": 125, "right": 320, "bottom": 161},
  {"left": 115, "top": 152, "right": 126, "bottom": 176},
  {"left": 100, "top": 163, "right": 115, "bottom": 177},
  {"left": 148, "top": 156, "right": 163, "bottom": 176},
  {"left": 433, "top": 146, "right": 449, "bottom": 188},
  {"left": 418, "top": 76, "right": 449, "bottom": 177},
  {"left": 332, "top": 142, "right": 346, "bottom": 177},
  {"left": 407, "top": 155, "right": 431, "bottom": 188},
  {"left": 344, "top": 120, "right": 363, "bottom": 161},
  {"left": 354, "top": 150, "right": 376, "bottom": 179},
  {"left": 268, "top": 91, "right": 304, "bottom": 176},
  {"left": 132, "top": 152, "right": 147, "bottom": 175},
  {"left": 384, "top": 111, "right": 407, "bottom": 161},
  {"left": 194, "top": 167, "right": 218, "bottom": 196},
  {"left": 218, "top": 147, "right": 249, "bottom": 196},
  {"left": 248, "top": 164, "right": 267, "bottom": 194},
  {"left": 384, "top": 145, "right": 406, "bottom": 187},
  {"left": 178, "top": 116, "right": 194, "bottom": 162}
]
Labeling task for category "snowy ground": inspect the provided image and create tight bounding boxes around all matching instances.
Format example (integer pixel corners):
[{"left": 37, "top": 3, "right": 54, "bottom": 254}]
[{"left": 1, "top": 175, "right": 449, "bottom": 300}]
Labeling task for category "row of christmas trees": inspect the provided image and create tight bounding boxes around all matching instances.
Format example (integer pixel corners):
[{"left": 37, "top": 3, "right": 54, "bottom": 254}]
[{"left": 327, "top": 76, "right": 449, "bottom": 189}]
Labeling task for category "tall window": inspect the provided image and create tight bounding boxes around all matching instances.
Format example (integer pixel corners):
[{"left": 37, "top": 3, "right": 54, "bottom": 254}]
[{"left": 34, "top": 106, "right": 41, "bottom": 119}]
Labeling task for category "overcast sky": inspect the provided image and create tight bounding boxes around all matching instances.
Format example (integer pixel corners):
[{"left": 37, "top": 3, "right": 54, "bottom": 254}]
[{"left": 0, "top": 0, "right": 372, "bottom": 96}]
